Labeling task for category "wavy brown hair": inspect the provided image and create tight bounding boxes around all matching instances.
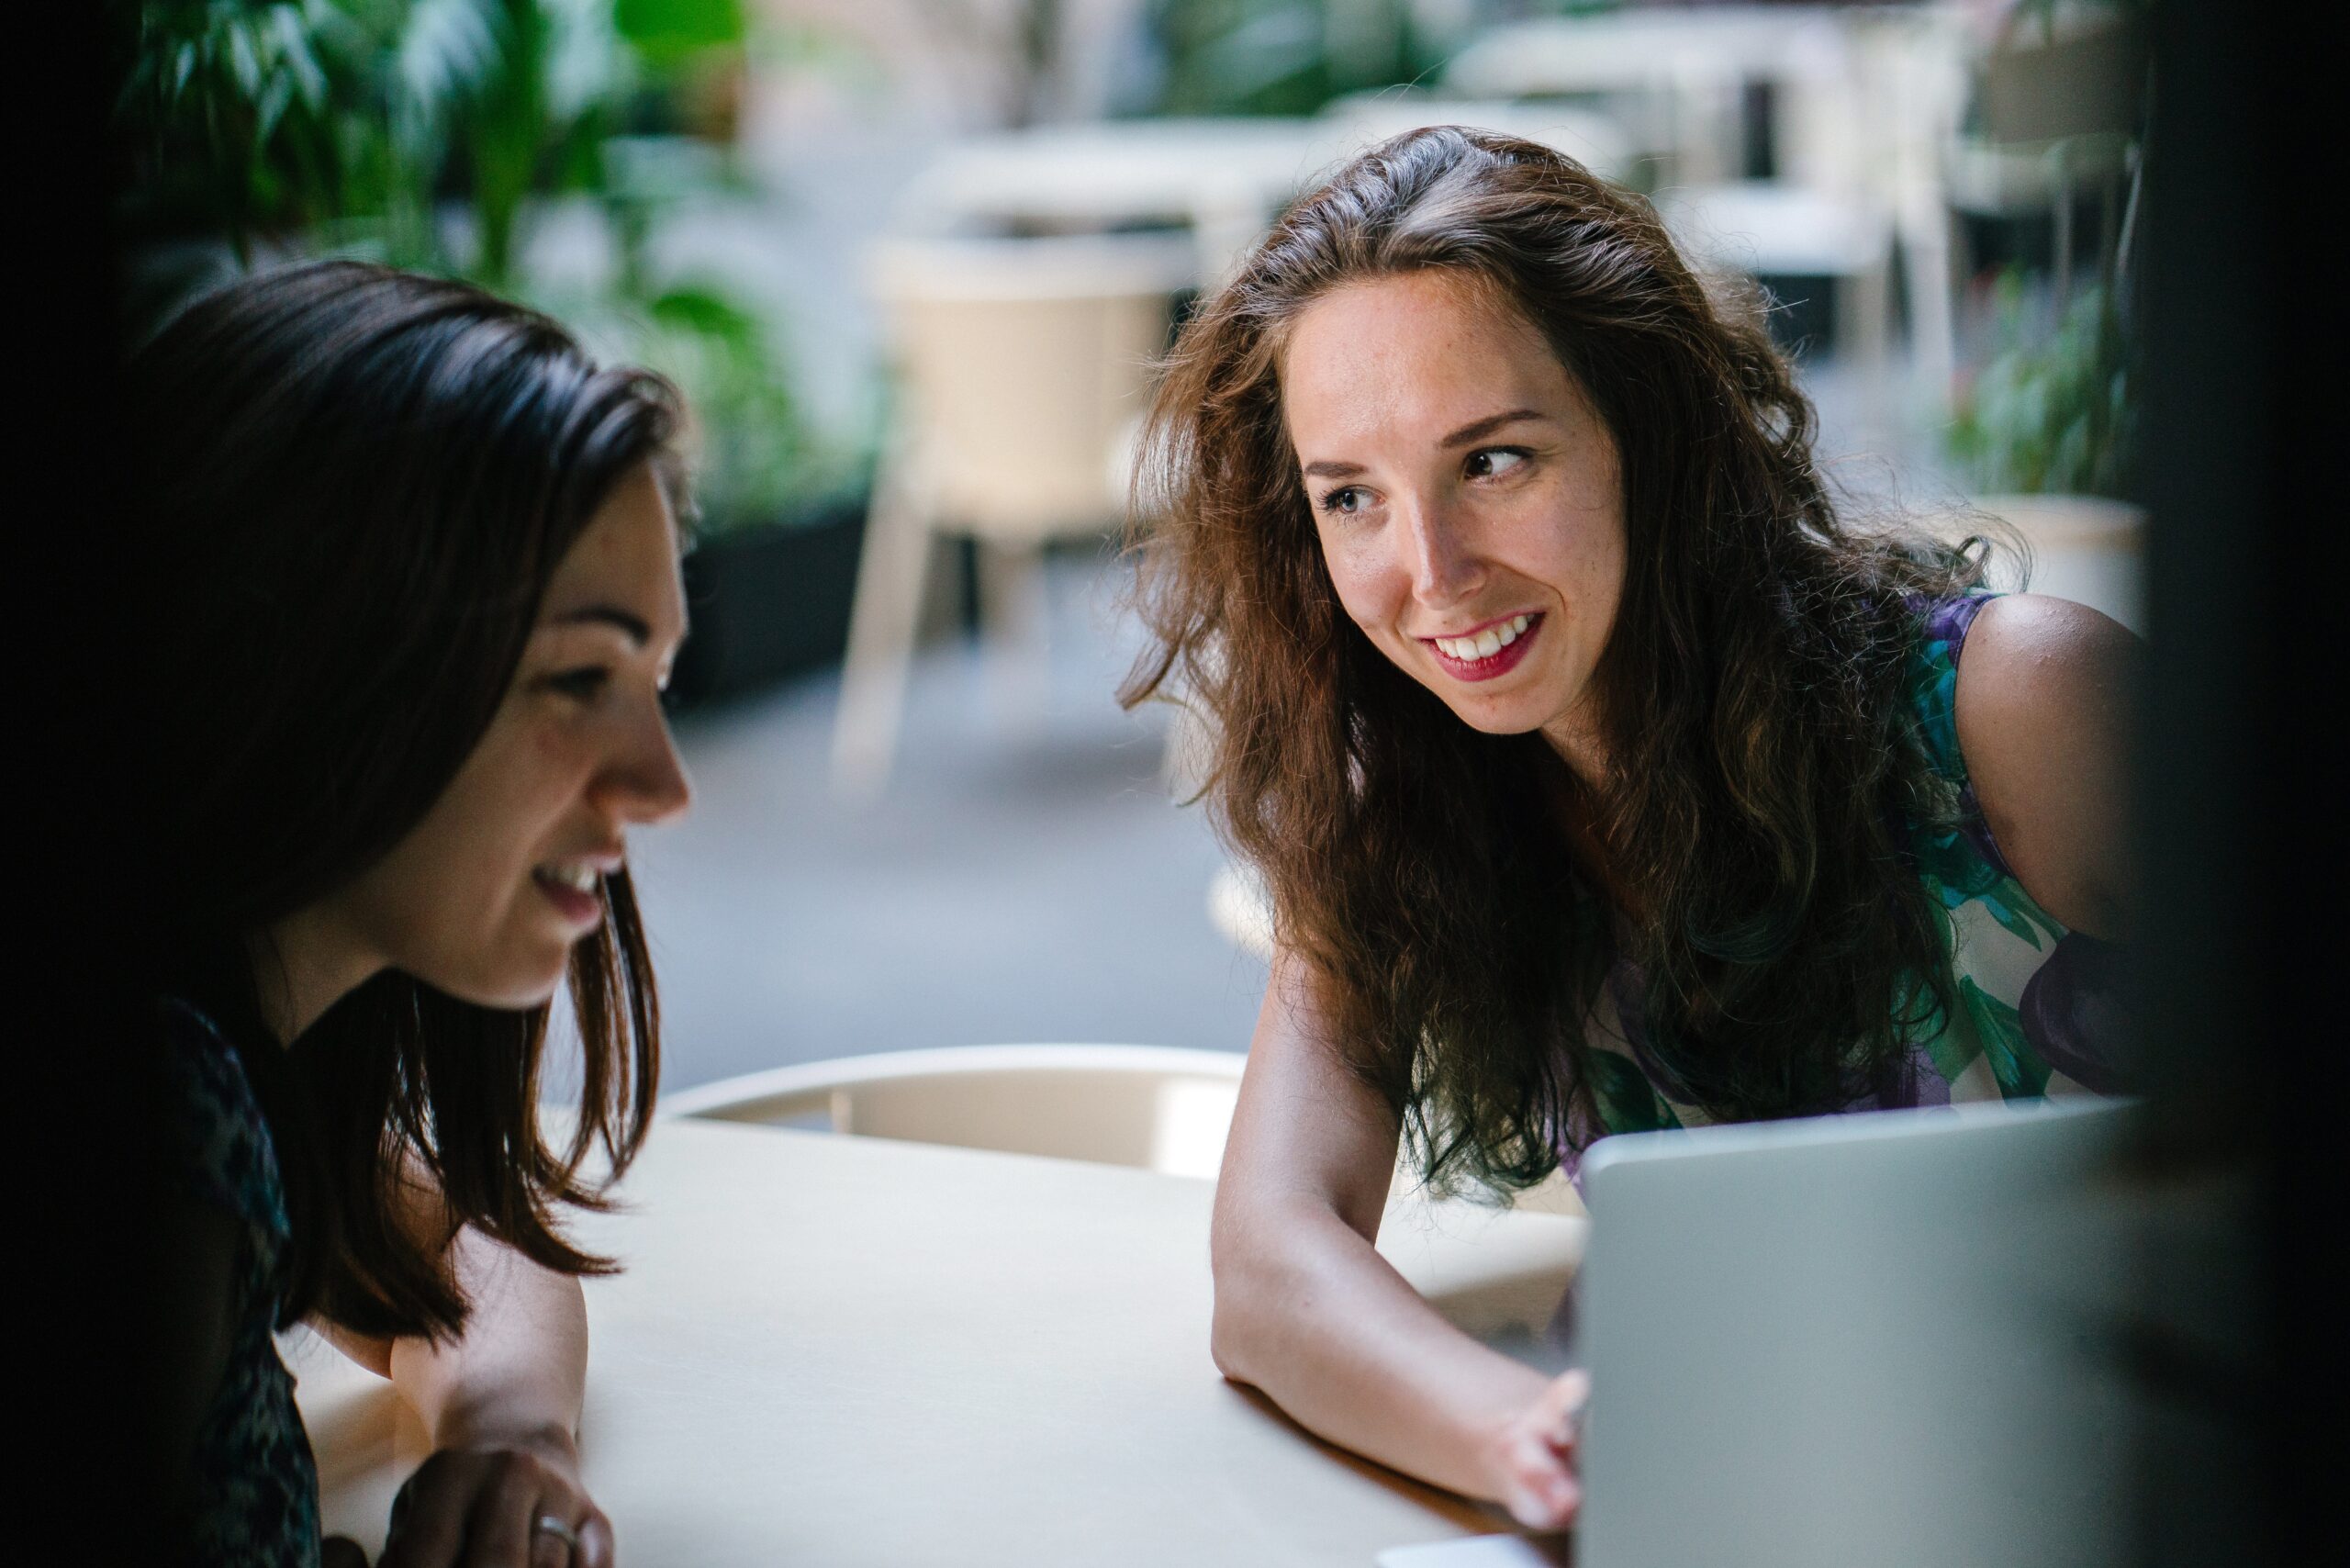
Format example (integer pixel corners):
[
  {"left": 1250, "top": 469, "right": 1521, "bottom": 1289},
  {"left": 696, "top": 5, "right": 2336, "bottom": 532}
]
[{"left": 1123, "top": 128, "right": 1989, "bottom": 1192}]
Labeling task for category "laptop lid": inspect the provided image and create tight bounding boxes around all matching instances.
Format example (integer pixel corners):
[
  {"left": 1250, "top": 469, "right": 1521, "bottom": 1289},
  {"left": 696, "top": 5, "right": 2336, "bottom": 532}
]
[{"left": 1573, "top": 1098, "right": 2142, "bottom": 1568}]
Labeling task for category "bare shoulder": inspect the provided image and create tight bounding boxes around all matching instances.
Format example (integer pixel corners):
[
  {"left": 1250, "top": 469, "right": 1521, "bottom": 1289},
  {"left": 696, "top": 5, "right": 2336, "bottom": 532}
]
[
  {"left": 1962, "top": 593, "right": 2137, "bottom": 681},
  {"left": 1952, "top": 594, "right": 2143, "bottom": 938}
]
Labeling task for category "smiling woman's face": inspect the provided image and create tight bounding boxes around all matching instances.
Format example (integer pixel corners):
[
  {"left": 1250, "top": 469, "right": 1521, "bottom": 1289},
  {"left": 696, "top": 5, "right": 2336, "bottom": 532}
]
[
  {"left": 320, "top": 461, "right": 694, "bottom": 1009},
  {"left": 1281, "top": 270, "right": 1627, "bottom": 767}
]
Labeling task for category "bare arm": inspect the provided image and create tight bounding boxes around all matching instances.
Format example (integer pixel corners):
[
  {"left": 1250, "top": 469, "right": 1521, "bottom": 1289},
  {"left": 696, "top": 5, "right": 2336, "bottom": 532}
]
[
  {"left": 1212, "top": 949, "right": 1586, "bottom": 1526},
  {"left": 315, "top": 1199, "right": 613, "bottom": 1565},
  {"left": 385, "top": 1228, "right": 590, "bottom": 1455},
  {"left": 1955, "top": 594, "right": 2143, "bottom": 940}
]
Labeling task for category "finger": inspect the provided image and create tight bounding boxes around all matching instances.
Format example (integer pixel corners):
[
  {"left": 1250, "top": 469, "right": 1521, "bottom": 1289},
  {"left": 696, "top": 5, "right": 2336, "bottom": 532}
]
[
  {"left": 529, "top": 1516, "right": 577, "bottom": 1568},
  {"left": 1538, "top": 1368, "right": 1593, "bottom": 1448},
  {"left": 1537, "top": 1368, "right": 1591, "bottom": 1423},
  {"left": 524, "top": 1497, "right": 597, "bottom": 1568},
  {"left": 1501, "top": 1450, "right": 1583, "bottom": 1530},
  {"left": 1498, "top": 1431, "right": 1583, "bottom": 1529},
  {"left": 322, "top": 1537, "right": 372, "bottom": 1568},
  {"left": 381, "top": 1460, "right": 472, "bottom": 1568},
  {"left": 462, "top": 1454, "right": 554, "bottom": 1567},
  {"left": 573, "top": 1510, "right": 616, "bottom": 1568}
]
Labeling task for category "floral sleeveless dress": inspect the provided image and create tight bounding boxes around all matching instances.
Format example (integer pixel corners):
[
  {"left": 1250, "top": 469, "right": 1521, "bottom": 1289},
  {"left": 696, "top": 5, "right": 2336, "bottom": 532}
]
[
  {"left": 1557, "top": 593, "right": 2131, "bottom": 1176},
  {"left": 162, "top": 998, "right": 322, "bottom": 1567}
]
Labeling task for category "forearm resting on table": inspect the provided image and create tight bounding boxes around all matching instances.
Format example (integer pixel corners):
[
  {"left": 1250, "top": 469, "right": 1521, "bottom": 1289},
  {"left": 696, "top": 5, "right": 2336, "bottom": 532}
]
[
  {"left": 317, "top": 1228, "right": 588, "bottom": 1451},
  {"left": 1212, "top": 1196, "right": 1550, "bottom": 1504}
]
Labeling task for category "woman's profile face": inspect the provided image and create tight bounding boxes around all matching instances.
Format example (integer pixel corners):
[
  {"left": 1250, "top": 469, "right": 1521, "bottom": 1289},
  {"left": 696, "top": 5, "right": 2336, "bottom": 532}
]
[
  {"left": 324, "top": 462, "right": 694, "bottom": 1008},
  {"left": 1281, "top": 270, "right": 1627, "bottom": 762}
]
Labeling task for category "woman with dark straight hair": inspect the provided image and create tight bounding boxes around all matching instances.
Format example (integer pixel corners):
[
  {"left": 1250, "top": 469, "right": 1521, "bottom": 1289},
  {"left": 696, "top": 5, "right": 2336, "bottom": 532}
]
[
  {"left": 1124, "top": 129, "right": 2140, "bottom": 1525},
  {"left": 129, "top": 260, "right": 693, "bottom": 1566}
]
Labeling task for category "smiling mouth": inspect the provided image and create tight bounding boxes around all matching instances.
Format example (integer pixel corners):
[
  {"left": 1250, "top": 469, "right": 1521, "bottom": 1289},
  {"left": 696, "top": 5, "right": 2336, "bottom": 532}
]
[
  {"left": 1421, "top": 612, "right": 1543, "bottom": 681},
  {"left": 532, "top": 858, "right": 615, "bottom": 928},
  {"left": 1426, "top": 612, "right": 1536, "bottom": 662}
]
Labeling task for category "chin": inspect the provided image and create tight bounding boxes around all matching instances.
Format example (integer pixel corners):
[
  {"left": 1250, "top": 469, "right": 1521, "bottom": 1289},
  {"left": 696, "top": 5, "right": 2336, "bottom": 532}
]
[
  {"left": 423, "top": 951, "right": 574, "bottom": 1012},
  {"left": 1438, "top": 693, "right": 1550, "bottom": 737}
]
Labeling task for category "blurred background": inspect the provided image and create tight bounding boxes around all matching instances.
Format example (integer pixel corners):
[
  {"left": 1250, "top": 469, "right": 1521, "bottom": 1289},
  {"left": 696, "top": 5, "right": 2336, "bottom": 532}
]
[{"left": 112, "top": 0, "right": 2153, "bottom": 1094}]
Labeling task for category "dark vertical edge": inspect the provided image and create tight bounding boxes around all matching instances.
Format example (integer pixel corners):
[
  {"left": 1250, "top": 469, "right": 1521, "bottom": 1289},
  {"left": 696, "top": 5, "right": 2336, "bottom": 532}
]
[
  {"left": 23, "top": 5, "right": 177, "bottom": 1559},
  {"left": 2132, "top": 2, "right": 2341, "bottom": 1564}
]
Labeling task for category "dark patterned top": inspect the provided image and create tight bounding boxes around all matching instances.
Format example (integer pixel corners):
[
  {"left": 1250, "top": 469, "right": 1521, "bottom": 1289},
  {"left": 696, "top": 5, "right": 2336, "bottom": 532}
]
[
  {"left": 1557, "top": 592, "right": 2132, "bottom": 1175},
  {"left": 162, "top": 998, "right": 321, "bottom": 1567}
]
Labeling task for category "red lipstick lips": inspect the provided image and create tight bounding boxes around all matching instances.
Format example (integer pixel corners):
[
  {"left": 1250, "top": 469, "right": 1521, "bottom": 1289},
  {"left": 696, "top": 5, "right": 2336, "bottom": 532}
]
[{"left": 1422, "top": 611, "right": 1544, "bottom": 683}]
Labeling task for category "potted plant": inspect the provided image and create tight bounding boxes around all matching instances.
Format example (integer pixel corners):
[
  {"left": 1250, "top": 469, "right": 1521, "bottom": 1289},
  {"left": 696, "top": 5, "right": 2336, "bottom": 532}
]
[
  {"left": 113, "top": 0, "right": 877, "bottom": 706},
  {"left": 1943, "top": 0, "right": 2146, "bottom": 631},
  {"left": 1946, "top": 269, "right": 2142, "bottom": 628},
  {"left": 621, "top": 277, "right": 873, "bottom": 711}
]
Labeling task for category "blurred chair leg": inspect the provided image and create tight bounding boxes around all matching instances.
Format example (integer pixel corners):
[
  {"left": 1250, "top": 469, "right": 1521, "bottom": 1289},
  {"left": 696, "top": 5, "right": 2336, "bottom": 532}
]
[
  {"left": 977, "top": 536, "right": 1051, "bottom": 739},
  {"left": 1841, "top": 242, "right": 1896, "bottom": 455},
  {"left": 832, "top": 449, "right": 931, "bottom": 800},
  {"left": 1899, "top": 193, "right": 1956, "bottom": 419}
]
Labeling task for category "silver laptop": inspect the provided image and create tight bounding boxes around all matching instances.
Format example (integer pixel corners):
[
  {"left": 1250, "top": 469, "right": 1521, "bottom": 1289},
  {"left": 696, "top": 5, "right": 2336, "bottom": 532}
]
[{"left": 1563, "top": 1096, "right": 2143, "bottom": 1568}]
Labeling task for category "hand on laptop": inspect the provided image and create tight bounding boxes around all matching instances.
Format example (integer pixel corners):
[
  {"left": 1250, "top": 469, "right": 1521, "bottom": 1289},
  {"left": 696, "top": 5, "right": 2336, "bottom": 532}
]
[{"left": 1483, "top": 1367, "right": 1589, "bottom": 1529}]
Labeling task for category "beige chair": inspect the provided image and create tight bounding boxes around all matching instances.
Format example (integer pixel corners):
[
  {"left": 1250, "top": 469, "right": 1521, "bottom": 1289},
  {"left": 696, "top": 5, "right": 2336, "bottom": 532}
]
[
  {"left": 830, "top": 232, "right": 1195, "bottom": 797},
  {"left": 664, "top": 1040, "right": 1588, "bottom": 1215},
  {"left": 662, "top": 1043, "right": 1246, "bottom": 1180}
]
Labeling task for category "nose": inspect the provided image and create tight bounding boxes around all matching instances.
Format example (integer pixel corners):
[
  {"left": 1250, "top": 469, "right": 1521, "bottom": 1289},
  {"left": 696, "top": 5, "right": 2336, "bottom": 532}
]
[
  {"left": 1399, "top": 494, "right": 1483, "bottom": 608},
  {"left": 605, "top": 702, "right": 694, "bottom": 828}
]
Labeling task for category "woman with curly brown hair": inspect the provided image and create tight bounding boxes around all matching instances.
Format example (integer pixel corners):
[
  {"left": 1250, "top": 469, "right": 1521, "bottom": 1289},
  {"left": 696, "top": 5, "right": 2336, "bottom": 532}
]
[{"left": 1122, "top": 128, "right": 2138, "bottom": 1528}]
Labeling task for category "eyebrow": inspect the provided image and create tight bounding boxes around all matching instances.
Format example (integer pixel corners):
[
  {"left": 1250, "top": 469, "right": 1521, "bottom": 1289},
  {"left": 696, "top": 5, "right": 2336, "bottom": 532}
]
[
  {"left": 546, "top": 604, "right": 653, "bottom": 644},
  {"left": 1299, "top": 409, "right": 1551, "bottom": 479},
  {"left": 1438, "top": 409, "right": 1548, "bottom": 448}
]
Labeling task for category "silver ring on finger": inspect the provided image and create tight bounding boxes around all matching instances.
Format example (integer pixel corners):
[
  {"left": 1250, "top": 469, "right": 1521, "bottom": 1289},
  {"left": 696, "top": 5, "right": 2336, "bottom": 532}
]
[{"left": 533, "top": 1514, "right": 583, "bottom": 1550}]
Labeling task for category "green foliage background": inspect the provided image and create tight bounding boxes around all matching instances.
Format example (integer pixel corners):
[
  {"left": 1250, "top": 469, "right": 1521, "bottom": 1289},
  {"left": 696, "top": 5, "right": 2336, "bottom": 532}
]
[
  {"left": 1947, "top": 270, "right": 2136, "bottom": 499},
  {"left": 113, "top": 0, "right": 854, "bottom": 529}
]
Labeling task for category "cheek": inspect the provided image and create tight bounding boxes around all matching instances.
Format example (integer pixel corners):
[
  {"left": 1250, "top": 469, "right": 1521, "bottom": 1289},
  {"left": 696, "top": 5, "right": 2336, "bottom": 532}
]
[
  {"left": 406, "top": 713, "right": 592, "bottom": 892},
  {"left": 488, "top": 711, "right": 604, "bottom": 839},
  {"left": 1316, "top": 531, "right": 1406, "bottom": 631},
  {"left": 1528, "top": 482, "right": 1626, "bottom": 610}
]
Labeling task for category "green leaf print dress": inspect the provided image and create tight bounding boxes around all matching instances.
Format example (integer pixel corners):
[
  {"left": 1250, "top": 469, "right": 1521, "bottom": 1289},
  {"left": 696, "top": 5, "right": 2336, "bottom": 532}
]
[{"left": 1555, "top": 593, "right": 2132, "bottom": 1172}]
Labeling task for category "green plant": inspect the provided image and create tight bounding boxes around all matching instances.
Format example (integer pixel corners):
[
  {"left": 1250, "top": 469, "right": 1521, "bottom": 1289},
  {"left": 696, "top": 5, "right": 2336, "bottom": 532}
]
[
  {"left": 116, "top": 0, "right": 621, "bottom": 281},
  {"left": 115, "top": 0, "right": 358, "bottom": 257},
  {"left": 549, "top": 274, "right": 865, "bottom": 528},
  {"left": 1142, "top": 0, "right": 1438, "bottom": 118},
  {"left": 1139, "top": 0, "right": 1618, "bottom": 117},
  {"left": 614, "top": 0, "right": 740, "bottom": 72},
  {"left": 1947, "top": 269, "right": 2134, "bottom": 499},
  {"left": 116, "top": 0, "right": 852, "bottom": 527}
]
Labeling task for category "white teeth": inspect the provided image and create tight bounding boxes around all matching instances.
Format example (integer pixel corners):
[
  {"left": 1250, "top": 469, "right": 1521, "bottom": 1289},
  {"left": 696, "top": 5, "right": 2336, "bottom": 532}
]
[
  {"left": 541, "top": 864, "right": 599, "bottom": 893},
  {"left": 1434, "top": 615, "right": 1538, "bottom": 662}
]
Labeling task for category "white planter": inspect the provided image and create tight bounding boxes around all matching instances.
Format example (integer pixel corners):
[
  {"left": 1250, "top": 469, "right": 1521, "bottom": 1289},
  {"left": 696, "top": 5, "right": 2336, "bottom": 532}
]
[{"left": 1965, "top": 492, "right": 2146, "bottom": 634}]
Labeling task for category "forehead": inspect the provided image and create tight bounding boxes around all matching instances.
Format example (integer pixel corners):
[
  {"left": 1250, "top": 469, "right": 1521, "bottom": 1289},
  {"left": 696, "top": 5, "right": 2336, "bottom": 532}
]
[
  {"left": 1281, "top": 271, "right": 1569, "bottom": 448},
  {"left": 542, "top": 462, "right": 683, "bottom": 617}
]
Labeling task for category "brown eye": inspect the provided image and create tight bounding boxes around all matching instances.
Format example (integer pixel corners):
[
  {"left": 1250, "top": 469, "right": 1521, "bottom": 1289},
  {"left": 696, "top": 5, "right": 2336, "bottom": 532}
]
[
  {"left": 1466, "top": 447, "right": 1529, "bottom": 480},
  {"left": 548, "top": 667, "right": 610, "bottom": 702}
]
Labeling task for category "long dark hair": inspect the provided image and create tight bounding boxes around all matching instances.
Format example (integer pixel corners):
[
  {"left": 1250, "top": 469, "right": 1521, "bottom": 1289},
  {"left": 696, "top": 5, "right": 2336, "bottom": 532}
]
[
  {"left": 123, "top": 260, "right": 682, "bottom": 1337},
  {"left": 1124, "top": 129, "right": 1987, "bottom": 1192}
]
